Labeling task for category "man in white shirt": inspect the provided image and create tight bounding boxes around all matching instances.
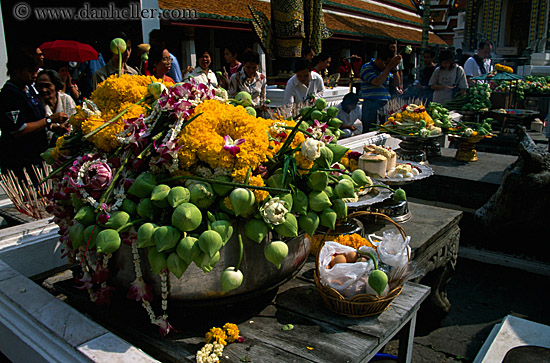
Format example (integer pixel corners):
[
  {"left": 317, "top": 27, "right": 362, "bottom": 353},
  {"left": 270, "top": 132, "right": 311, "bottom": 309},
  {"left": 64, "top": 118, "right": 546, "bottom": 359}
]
[
  {"left": 336, "top": 93, "right": 363, "bottom": 138},
  {"left": 283, "top": 59, "right": 324, "bottom": 107},
  {"left": 464, "top": 40, "right": 493, "bottom": 87}
]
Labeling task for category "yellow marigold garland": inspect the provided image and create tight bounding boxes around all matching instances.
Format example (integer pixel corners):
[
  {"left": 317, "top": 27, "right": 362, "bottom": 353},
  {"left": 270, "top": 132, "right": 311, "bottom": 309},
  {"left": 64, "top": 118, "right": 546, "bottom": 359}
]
[
  {"left": 204, "top": 323, "right": 240, "bottom": 346},
  {"left": 232, "top": 168, "right": 269, "bottom": 203}
]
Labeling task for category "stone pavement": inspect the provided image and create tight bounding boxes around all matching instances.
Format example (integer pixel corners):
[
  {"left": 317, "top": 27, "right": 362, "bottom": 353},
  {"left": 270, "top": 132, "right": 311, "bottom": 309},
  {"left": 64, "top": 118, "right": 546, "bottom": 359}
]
[{"left": 383, "top": 257, "right": 550, "bottom": 362}]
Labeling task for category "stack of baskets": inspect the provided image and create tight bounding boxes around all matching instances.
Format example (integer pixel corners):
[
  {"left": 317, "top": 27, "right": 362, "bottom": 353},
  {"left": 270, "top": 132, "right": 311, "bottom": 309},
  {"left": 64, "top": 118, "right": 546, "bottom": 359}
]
[{"left": 313, "top": 211, "right": 410, "bottom": 318}]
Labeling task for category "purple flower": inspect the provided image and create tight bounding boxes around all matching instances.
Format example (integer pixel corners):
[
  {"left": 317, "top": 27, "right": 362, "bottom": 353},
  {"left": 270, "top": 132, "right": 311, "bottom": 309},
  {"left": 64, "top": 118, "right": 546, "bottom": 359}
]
[
  {"left": 223, "top": 135, "right": 245, "bottom": 157},
  {"left": 150, "top": 140, "right": 183, "bottom": 166},
  {"left": 84, "top": 162, "right": 112, "bottom": 191},
  {"left": 306, "top": 120, "right": 329, "bottom": 140},
  {"left": 126, "top": 277, "right": 153, "bottom": 302},
  {"left": 155, "top": 317, "right": 177, "bottom": 336}
]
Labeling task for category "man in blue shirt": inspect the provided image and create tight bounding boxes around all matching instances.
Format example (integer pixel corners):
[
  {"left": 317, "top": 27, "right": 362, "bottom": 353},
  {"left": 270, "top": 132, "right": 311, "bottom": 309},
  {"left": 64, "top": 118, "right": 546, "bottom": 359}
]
[{"left": 360, "top": 46, "right": 402, "bottom": 133}]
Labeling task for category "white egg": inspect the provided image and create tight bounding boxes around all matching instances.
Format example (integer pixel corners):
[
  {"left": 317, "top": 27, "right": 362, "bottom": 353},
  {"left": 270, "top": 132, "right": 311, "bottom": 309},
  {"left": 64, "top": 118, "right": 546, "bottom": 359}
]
[
  {"left": 395, "top": 173, "right": 404, "bottom": 179},
  {"left": 412, "top": 169, "right": 420, "bottom": 176},
  {"left": 405, "top": 172, "right": 413, "bottom": 178}
]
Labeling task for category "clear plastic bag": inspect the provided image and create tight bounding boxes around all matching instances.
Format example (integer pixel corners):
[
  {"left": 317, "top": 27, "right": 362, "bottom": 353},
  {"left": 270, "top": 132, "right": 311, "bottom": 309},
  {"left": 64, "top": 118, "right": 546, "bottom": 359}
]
[
  {"left": 377, "top": 230, "right": 411, "bottom": 269},
  {"left": 318, "top": 241, "right": 374, "bottom": 298}
]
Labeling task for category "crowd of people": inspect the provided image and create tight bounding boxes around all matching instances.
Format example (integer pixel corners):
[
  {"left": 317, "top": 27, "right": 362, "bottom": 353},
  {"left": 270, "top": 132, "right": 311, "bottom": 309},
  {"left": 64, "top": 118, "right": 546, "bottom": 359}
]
[{"left": 0, "top": 30, "right": 494, "bottom": 180}]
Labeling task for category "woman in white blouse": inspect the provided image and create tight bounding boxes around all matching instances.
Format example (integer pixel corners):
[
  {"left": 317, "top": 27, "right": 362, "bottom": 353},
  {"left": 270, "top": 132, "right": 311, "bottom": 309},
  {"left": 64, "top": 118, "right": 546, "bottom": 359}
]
[
  {"left": 185, "top": 49, "right": 218, "bottom": 87},
  {"left": 283, "top": 59, "right": 324, "bottom": 107}
]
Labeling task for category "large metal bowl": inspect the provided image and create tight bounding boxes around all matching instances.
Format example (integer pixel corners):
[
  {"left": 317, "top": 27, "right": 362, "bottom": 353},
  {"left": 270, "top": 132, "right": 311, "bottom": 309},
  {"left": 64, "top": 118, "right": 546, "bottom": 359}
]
[{"left": 110, "top": 231, "right": 310, "bottom": 306}]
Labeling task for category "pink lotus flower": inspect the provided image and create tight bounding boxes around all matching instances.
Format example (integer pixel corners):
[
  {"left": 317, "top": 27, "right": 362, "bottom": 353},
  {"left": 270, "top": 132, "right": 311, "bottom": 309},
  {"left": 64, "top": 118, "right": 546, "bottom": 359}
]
[
  {"left": 127, "top": 276, "right": 153, "bottom": 302},
  {"left": 85, "top": 162, "right": 112, "bottom": 191},
  {"left": 223, "top": 135, "right": 245, "bottom": 157}
]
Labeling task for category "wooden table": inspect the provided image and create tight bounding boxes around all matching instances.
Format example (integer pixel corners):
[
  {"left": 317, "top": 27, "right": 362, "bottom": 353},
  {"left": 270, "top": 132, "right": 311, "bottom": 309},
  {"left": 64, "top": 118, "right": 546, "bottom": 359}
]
[{"left": 58, "top": 262, "right": 430, "bottom": 363}]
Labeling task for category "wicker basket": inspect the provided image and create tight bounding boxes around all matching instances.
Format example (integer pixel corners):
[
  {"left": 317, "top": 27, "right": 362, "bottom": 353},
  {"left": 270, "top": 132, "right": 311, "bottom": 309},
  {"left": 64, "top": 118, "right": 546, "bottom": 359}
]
[{"left": 313, "top": 211, "right": 410, "bottom": 318}]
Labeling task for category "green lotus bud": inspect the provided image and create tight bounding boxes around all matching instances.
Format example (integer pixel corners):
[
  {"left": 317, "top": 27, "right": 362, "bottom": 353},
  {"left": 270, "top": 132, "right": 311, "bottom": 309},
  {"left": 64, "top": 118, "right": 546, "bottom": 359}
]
[
  {"left": 266, "top": 174, "right": 284, "bottom": 189},
  {"left": 308, "top": 171, "right": 329, "bottom": 191},
  {"left": 351, "top": 169, "right": 370, "bottom": 187},
  {"left": 308, "top": 191, "right": 332, "bottom": 212},
  {"left": 148, "top": 248, "right": 167, "bottom": 275},
  {"left": 104, "top": 211, "right": 130, "bottom": 230},
  {"left": 147, "top": 82, "right": 167, "bottom": 100},
  {"left": 320, "top": 208, "right": 337, "bottom": 230},
  {"left": 69, "top": 223, "right": 85, "bottom": 249},
  {"left": 291, "top": 190, "right": 308, "bottom": 215},
  {"left": 220, "top": 266, "right": 244, "bottom": 292},
  {"left": 151, "top": 184, "right": 171, "bottom": 208},
  {"left": 194, "top": 251, "right": 220, "bottom": 273},
  {"left": 310, "top": 110, "right": 323, "bottom": 121},
  {"left": 176, "top": 236, "right": 200, "bottom": 264},
  {"left": 335, "top": 179, "right": 356, "bottom": 199},
  {"left": 316, "top": 147, "right": 334, "bottom": 168},
  {"left": 40, "top": 149, "right": 55, "bottom": 164},
  {"left": 280, "top": 193, "right": 293, "bottom": 211},
  {"left": 167, "top": 186, "right": 190, "bottom": 208},
  {"left": 393, "top": 188, "right": 407, "bottom": 202},
  {"left": 96, "top": 229, "right": 121, "bottom": 254},
  {"left": 368, "top": 270, "right": 389, "bottom": 296},
  {"left": 83, "top": 225, "right": 102, "bottom": 249},
  {"left": 189, "top": 182, "right": 215, "bottom": 209},
  {"left": 154, "top": 226, "right": 181, "bottom": 252},
  {"left": 265, "top": 241, "right": 289, "bottom": 269},
  {"left": 167, "top": 252, "right": 188, "bottom": 278},
  {"left": 137, "top": 222, "right": 157, "bottom": 248},
  {"left": 300, "top": 106, "right": 313, "bottom": 118},
  {"left": 128, "top": 173, "right": 156, "bottom": 198},
  {"left": 212, "top": 176, "right": 233, "bottom": 196},
  {"left": 210, "top": 220, "right": 234, "bottom": 245},
  {"left": 110, "top": 38, "right": 126, "bottom": 54},
  {"left": 245, "top": 106, "right": 257, "bottom": 117},
  {"left": 137, "top": 198, "right": 157, "bottom": 220},
  {"left": 71, "top": 194, "right": 84, "bottom": 211},
  {"left": 121, "top": 199, "right": 137, "bottom": 216},
  {"left": 74, "top": 206, "right": 96, "bottom": 226},
  {"left": 172, "top": 203, "right": 202, "bottom": 232},
  {"left": 325, "top": 143, "right": 349, "bottom": 162},
  {"left": 244, "top": 219, "right": 268, "bottom": 243},
  {"left": 328, "top": 118, "right": 343, "bottom": 129},
  {"left": 235, "top": 91, "right": 252, "bottom": 107},
  {"left": 324, "top": 186, "right": 334, "bottom": 198},
  {"left": 339, "top": 174, "right": 358, "bottom": 187},
  {"left": 315, "top": 98, "right": 327, "bottom": 110},
  {"left": 274, "top": 213, "right": 298, "bottom": 238},
  {"left": 198, "top": 230, "right": 224, "bottom": 258},
  {"left": 332, "top": 199, "right": 348, "bottom": 219},
  {"left": 298, "top": 212, "right": 319, "bottom": 236},
  {"left": 326, "top": 106, "right": 339, "bottom": 118},
  {"left": 229, "top": 188, "right": 255, "bottom": 217}
]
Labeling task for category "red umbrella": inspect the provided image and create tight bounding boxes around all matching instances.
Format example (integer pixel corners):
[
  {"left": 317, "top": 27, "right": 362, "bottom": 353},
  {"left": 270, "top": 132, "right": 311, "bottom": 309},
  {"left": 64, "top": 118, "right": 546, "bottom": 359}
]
[{"left": 39, "top": 40, "right": 98, "bottom": 63}]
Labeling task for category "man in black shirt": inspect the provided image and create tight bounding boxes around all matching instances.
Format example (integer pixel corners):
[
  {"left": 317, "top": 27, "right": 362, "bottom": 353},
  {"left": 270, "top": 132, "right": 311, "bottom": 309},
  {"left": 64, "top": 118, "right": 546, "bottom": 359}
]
[
  {"left": 0, "top": 47, "right": 68, "bottom": 179},
  {"left": 419, "top": 48, "right": 436, "bottom": 103}
]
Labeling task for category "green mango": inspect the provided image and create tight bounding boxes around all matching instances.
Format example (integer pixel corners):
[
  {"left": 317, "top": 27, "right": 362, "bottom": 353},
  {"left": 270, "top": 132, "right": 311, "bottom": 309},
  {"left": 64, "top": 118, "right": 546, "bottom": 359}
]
[
  {"left": 176, "top": 236, "right": 200, "bottom": 264},
  {"left": 189, "top": 182, "right": 215, "bottom": 209},
  {"left": 325, "top": 143, "right": 349, "bottom": 162},
  {"left": 148, "top": 248, "right": 167, "bottom": 275},
  {"left": 212, "top": 176, "right": 233, "bottom": 196},
  {"left": 332, "top": 199, "right": 348, "bottom": 219},
  {"left": 308, "top": 171, "right": 329, "bottom": 191},
  {"left": 229, "top": 188, "right": 255, "bottom": 217},
  {"left": 128, "top": 173, "right": 156, "bottom": 198},
  {"left": 320, "top": 208, "right": 337, "bottom": 230},
  {"left": 368, "top": 270, "right": 389, "bottom": 296},
  {"left": 95, "top": 229, "right": 121, "bottom": 254},
  {"left": 274, "top": 213, "right": 298, "bottom": 238},
  {"left": 104, "top": 211, "right": 130, "bottom": 230},
  {"left": 264, "top": 241, "right": 289, "bottom": 269},
  {"left": 167, "top": 252, "right": 188, "bottom": 278},
  {"left": 244, "top": 219, "right": 268, "bottom": 243},
  {"left": 74, "top": 206, "right": 96, "bottom": 226},
  {"left": 308, "top": 191, "right": 332, "bottom": 212},
  {"left": 137, "top": 222, "right": 157, "bottom": 248},
  {"left": 137, "top": 198, "right": 157, "bottom": 220},
  {"left": 167, "top": 186, "right": 190, "bottom": 208},
  {"left": 291, "top": 190, "right": 308, "bottom": 215},
  {"left": 210, "top": 220, "right": 234, "bottom": 245},
  {"left": 198, "top": 230, "right": 224, "bottom": 258},
  {"left": 172, "top": 203, "right": 202, "bottom": 232},
  {"left": 83, "top": 225, "right": 102, "bottom": 249},
  {"left": 220, "top": 267, "right": 243, "bottom": 292},
  {"left": 393, "top": 188, "right": 407, "bottom": 202},
  {"left": 151, "top": 184, "right": 171, "bottom": 208},
  {"left": 298, "top": 212, "right": 320, "bottom": 236},
  {"left": 335, "top": 179, "right": 356, "bottom": 199},
  {"left": 69, "top": 223, "right": 85, "bottom": 250},
  {"left": 120, "top": 199, "right": 137, "bottom": 216},
  {"left": 154, "top": 226, "right": 181, "bottom": 252}
]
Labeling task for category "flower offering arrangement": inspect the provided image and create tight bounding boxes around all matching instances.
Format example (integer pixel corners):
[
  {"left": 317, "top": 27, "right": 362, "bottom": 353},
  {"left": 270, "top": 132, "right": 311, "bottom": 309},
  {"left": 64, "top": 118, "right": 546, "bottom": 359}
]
[{"left": 42, "top": 73, "right": 377, "bottom": 334}]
